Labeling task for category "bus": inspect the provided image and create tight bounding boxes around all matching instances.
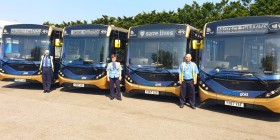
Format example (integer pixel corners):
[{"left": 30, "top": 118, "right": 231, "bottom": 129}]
[
  {"left": 125, "top": 24, "right": 202, "bottom": 96},
  {"left": 0, "top": 24, "right": 63, "bottom": 83},
  {"left": 58, "top": 24, "right": 128, "bottom": 89},
  {"left": 199, "top": 16, "right": 280, "bottom": 113}
]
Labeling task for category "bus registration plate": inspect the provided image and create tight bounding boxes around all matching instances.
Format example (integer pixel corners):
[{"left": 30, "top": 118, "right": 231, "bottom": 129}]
[
  {"left": 225, "top": 101, "right": 244, "bottom": 108},
  {"left": 145, "top": 90, "right": 159, "bottom": 95},
  {"left": 73, "top": 83, "right": 84, "bottom": 87},
  {"left": 14, "top": 78, "right": 26, "bottom": 82}
]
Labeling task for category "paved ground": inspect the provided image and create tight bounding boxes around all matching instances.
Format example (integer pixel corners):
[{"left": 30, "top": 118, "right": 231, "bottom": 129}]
[{"left": 0, "top": 81, "right": 279, "bottom": 140}]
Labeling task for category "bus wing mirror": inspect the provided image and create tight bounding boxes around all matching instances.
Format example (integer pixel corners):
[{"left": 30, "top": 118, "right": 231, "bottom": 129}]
[
  {"left": 55, "top": 39, "right": 63, "bottom": 47},
  {"left": 114, "top": 39, "right": 121, "bottom": 48},
  {"left": 192, "top": 40, "right": 203, "bottom": 50}
]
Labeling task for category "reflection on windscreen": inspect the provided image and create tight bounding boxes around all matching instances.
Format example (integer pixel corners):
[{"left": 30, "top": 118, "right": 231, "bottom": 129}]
[
  {"left": 3, "top": 37, "right": 50, "bottom": 61},
  {"left": 128, "top": 39, "right": 186, "bottom": 69},
  {"left": 62, "top": 37, "right": 109, "bottom": 65},
  {"left": 203, "top": 35, "right": 280, "bottom": 74}
]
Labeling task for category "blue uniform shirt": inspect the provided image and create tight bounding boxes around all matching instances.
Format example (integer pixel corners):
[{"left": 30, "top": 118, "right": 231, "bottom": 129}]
[
  {"left": 43, "top": 55, "right": 51, "bottom": 67},
  {"left": 179, "top": 62, "right": 199, "bottom": 80},
  {"left": 106, "top": 62, "right": 122, "bottom": 78}
]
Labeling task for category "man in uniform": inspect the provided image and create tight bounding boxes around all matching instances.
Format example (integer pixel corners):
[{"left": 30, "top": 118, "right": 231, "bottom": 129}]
[
  {"left": 39, "top": 50, "right": 54, "bottom": 93},
  {"left": 106, "top": 54, "right": 123, "bottom": 100},
  {"left": 179, "top": 54, "right": 199, "bottom": 109}
]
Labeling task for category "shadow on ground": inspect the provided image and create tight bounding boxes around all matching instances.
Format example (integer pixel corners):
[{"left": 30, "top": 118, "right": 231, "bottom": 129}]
[
  {"left": 2, "top": 82, "right": 61, "bottom": 92},
  {"left": 198, "top": 103, "right": 280, "bottom": 122}
]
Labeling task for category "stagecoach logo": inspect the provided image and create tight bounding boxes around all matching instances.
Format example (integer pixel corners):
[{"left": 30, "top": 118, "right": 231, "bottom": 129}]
[
  {"left": 3, "top": 29, "right": 8, "bottom": 34},
  {"left": 64, "top": 30, "right": 68, "bottom": 35},
  {"left": 269, "top": 22, "right": 280, "bottom": 30},
  {"left": 206, "top": 28, "right": 211, "bottom": 32},
  {"left": 130, "top": 30, "right": 136, "bottom": 37}
]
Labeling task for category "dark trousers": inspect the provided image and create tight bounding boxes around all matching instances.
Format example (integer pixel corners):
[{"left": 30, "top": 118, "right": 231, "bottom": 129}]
[
  {"left": 109, "top": 77, "right": 121, "bottom": 99},
  {"left": 180, "top": 80, "right": 195, "bottom": 106},
  {"left": 42, "top": 67, "right": 52, "bottom": 91}
]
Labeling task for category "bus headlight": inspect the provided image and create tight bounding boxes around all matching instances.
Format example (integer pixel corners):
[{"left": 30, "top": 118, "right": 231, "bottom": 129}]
[
  {"left": 265, "top": 90, "right": 279, "bottom": 98},
  {"left": 37, "top": 71, "right": 41, "bottom": 74},
  {"left": 199, "top": 81, "right": 213, "bottom": 92}
]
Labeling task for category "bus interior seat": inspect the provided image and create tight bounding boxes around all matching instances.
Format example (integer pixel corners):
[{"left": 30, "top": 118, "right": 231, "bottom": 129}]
[{"left": 226, "top": 56, "right": 240, "bottom": 68}]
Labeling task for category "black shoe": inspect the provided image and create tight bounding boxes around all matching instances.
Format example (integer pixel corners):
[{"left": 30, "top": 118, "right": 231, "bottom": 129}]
[
  {"left": 109, "top": 96, "right": 114, "bottom": 100},
  {"left": 43, "top": 90, "right": 47, "bottom": 93},
  {"left": 47, "top": 90, "right": 50, "bottom": 93},
  {"left": 180, "top": 104, "right": 184, "bottom": 108},
  {"left": 191, "top": 105, "right": 196, "bottom": 109},
  {"left": 117, "top": 98, "right": 122, "bottom": 101}
]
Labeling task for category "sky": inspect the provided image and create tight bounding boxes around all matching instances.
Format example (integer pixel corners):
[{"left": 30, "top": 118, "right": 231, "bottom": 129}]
[{"left": 0, "top": 0, "right": 222, "bottom": 24}]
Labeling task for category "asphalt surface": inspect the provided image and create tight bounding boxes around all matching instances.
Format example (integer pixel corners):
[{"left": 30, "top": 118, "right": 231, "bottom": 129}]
[{"left": 0, "top": 82, "right": 279, "bottom": 140}]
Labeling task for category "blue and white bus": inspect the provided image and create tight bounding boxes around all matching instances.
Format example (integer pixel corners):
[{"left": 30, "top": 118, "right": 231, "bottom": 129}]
[
  {"left": 58, "top": 24, "right": 128, "bottom": 89},
  {"left": 125, "top": 24, "right": 202, "bottom": 96},
  {"left": 199, "top": 16, "right": 280, "bottom": 113},
  {"left": 0, "top": 24, "right": 62, "bottom": 83}
]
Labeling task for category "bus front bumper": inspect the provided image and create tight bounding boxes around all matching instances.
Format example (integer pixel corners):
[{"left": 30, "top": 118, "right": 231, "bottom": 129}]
[
  {"left": 125, "top": 80, "right": 181, "bottom": 96},
  {"left": 58, "top": 75, "right": 109, "bottom": 89},
  {"left": 199, "top": 86, "right": 280, "bottom": 113},
  {"left": 0, "top": 72, "right": 42, "bottom": 83}
]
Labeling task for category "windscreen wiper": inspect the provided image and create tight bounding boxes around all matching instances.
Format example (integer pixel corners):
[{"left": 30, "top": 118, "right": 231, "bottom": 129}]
[
  {"left": 58, "top": 60, "right": 98, "bottom": 72},
  {"left": 24, "top": 59, "right": 39, "bottom": 68},
  {"left": 241, "top": 72, "right": 269, "bottom": 89},
  {"left": 0, "top": 59, "right": 10, "bottom": 65},
  {"left": 127, "top": 66, "right": 151, "bottom": 74},
  {"left": 154, "top": 66, "right": 176, "bottom": 78}
]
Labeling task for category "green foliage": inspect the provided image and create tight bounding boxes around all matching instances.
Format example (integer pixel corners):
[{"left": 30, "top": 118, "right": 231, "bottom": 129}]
[{"left": 43, "top": 0, "right": 280, "bottom": 29}]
